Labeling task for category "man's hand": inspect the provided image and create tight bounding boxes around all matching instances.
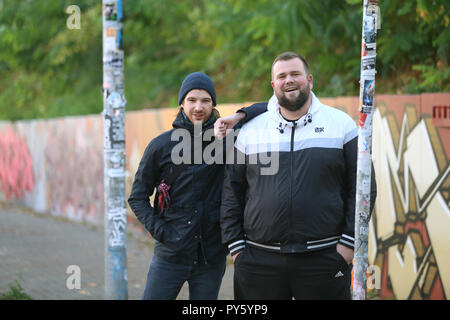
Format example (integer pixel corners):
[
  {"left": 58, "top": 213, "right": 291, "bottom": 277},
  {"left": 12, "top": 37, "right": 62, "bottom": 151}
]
[
  {"left": 214, "top": 112, "right": 245, "bottom": 140},
  {"left": 232, "top": 252, "right": 241, "bottom": 263},
  {"left": 336, "top": 243, "right": 354, "bottom": 265}
]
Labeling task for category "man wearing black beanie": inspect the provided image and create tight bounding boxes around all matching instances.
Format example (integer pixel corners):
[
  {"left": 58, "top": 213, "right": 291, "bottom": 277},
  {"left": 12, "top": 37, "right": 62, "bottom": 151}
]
[
  {"left": 178, "top": 72, "right": 217, "bottom": 107},
  {"left": 128, "top": 72, "right": 266, "bottom": 300},
  {"left": 177, "top": 72, "right": 218, "bottom": 125}
]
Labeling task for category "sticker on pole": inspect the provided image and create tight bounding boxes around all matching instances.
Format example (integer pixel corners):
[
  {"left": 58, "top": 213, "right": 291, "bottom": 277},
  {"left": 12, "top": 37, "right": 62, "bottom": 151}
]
[
  {"left": 107, "top": 91, "right": 126, "bottom": 110},
  {"left": 362, "top": 80, "right": 375, "bottom": 106},
  {"left": 361, "top": 57, "right": 376, "bottom": 76},
  {"left": 104, "top": 0, "right": 123, "bottom": 22},
  {"left": 104, "top": 91, "right": 126, "bottom": 150}
]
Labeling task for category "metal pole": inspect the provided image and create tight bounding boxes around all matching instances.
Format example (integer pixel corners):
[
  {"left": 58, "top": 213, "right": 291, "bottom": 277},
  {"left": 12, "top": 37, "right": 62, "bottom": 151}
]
[
  {"left": 353, "top": 0, "right": 380, "bottom": 300},
  {"left": 102, "top": 0, "right": 128, "bottom": 300}
]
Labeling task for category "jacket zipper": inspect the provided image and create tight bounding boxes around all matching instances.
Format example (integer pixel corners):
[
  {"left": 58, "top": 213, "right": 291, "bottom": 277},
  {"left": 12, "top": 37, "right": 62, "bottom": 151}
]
[
  {"left": 289, "top": 122, "right": 297, "bottom": 247},
  {"left": 193, "top": 151, "right": 208, "bottom": 265}
]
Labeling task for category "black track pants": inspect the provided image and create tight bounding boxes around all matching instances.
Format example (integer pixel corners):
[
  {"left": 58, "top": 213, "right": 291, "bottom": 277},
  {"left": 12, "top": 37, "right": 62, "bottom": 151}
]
[{"left": 233, "top": 245, "right": 352, "bottom": 300}]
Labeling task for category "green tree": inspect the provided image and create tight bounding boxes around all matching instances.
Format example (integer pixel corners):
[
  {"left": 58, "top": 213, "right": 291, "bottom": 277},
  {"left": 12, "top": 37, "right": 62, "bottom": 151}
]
[
  {"left": 0, "top": 0, "right": 448, "bottom": 121},
  {"left": 0, "top": 0, "right": 101, "bottom": 120},
  {"left": 376, "top": 0, "right": 449, "bottom": 93}
]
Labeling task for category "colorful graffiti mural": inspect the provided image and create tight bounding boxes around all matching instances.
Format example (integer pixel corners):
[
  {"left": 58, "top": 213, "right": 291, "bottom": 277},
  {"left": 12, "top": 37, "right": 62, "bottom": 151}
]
[
  {"left": 323, "top": 94, "right": 449, "bottom": 300},
  {"left": 0, "top": 126, "right": 34, "bottom": 200},
  {"left": 369, "top": 95, "right": 449, "bottom": 300},
  {"left": 0, "top": 94, "right": 448, "bottom": 299}
]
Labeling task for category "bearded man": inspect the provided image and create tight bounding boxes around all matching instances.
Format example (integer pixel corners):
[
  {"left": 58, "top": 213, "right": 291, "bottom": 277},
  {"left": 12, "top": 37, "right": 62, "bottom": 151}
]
[{"left": 219, "top": 52, "right": 377, "bottom": 300}]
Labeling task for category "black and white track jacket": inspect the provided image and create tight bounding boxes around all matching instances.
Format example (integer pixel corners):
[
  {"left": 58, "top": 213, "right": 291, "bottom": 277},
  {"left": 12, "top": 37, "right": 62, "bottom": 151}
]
[{"left": 220, "top": 92, "right": 377, "bottom": 256}]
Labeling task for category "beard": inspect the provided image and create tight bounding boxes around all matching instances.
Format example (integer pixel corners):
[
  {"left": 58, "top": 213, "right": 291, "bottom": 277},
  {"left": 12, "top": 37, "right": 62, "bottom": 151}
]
[{"left": 276, "top": 84, "right": 310, "bottom": 112}]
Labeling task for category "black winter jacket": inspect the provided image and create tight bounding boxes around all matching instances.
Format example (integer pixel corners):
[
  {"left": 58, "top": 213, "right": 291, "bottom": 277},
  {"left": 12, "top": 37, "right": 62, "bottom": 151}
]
[
  {"left": 128, "top": 105, "right": 266, "bottom": 265},
  {"left": 221, "top": 93, "right": 377, "bottom": 256}
]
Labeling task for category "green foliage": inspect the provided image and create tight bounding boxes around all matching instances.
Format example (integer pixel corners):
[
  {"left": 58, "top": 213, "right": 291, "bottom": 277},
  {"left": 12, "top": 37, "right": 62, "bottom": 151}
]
[
  {"left": 377, "top": 0, "right": 450, "bottom": 93},
  {"left": 1, "top": 280, "right": 32, "bottom": 300},
  {"left": 0, "top": 0, "right": 101, "bottom": 120},
  {"left": 0, "top": 0, "right": 448, "bottom": 120}
]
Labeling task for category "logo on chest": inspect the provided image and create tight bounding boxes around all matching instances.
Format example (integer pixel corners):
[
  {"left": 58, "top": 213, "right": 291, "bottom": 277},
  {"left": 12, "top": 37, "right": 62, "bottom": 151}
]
[{"left": 315, "top": 127, "right": 325, "bottom": 133}]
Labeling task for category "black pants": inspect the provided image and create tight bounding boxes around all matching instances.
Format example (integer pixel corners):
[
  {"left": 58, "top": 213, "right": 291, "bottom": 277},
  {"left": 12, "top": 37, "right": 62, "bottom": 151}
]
[{"left": 234, "top": 245, "right": 352, "bottom": 300}]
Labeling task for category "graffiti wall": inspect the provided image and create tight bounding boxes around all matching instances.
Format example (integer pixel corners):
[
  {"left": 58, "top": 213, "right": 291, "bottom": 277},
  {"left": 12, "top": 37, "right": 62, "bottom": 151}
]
[
  {"left": 322, "top": 94, "right": 450, "bottom": 300},
  {"left": 0, "top": 124, "right": 34, "bottom": 201},
  {"left": 369, "top": 94, "right": 449, "bottom": 300},
  {"left": 0, "top": 117, "right": 104, "bottom": 225},
  {"left": 0, "top": 94, "right": 448, "bottom": 299}
]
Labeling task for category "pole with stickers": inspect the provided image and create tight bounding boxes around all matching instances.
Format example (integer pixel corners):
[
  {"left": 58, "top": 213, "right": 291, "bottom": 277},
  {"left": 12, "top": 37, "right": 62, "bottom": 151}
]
[
  {"left": 103, "top": 0, "right": 128, "bottom": 300},
  {"left": 353, "top": 0, "right": 380, "bottom": 300}
]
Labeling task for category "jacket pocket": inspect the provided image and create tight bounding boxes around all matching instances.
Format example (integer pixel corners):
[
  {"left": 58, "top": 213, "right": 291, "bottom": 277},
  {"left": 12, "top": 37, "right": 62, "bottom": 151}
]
[
  {"left": 234, "top": 247, "right": 246, "bottom": 266},
  {"left": 334, "top": 250, "right": 352, "bottom": 269},
  {"left": 149, "top": 218, "right": 181, "bottom": 246},
  {"left": 163, "top": 207, "right": 192, "bottom": 240}
]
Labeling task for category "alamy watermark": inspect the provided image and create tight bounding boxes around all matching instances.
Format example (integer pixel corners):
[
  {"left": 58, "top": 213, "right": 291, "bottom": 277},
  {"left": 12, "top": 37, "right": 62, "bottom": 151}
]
[
  {"left": 170, "top": 126, "right": 280, "bottom": 176},
  {"left": 66, "top": 265, "right": 81, "bottom": 290},
  {"left": 366, "top": 264, "right": 381, "bottom": 290},
  {"left": 66, "top": 5, "right": 81, "bottom": 30},
  {"left": 64, "top": 263, "right": 380, "bottom": 292}
]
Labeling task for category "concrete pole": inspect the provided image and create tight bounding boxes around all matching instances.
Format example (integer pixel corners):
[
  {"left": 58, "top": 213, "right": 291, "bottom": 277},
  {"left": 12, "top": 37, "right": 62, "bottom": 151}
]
[
  {"left": 353, "top": 0, "right": 380, "bottom": 300},
  {"left": 102, "top": 0, "right": 128, "bottom": 300}
]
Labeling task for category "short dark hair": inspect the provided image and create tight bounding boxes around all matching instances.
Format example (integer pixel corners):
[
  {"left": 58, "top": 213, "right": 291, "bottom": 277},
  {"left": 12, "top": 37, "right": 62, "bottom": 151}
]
[{"left": 271, "top": 51, "right": 310, "bottom": 78}]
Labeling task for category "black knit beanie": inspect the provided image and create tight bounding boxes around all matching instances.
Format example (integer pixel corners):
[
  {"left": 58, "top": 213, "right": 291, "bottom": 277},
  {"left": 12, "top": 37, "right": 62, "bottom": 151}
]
[{"left": 178, "top": 72, "right": 217, "bottom": 106}]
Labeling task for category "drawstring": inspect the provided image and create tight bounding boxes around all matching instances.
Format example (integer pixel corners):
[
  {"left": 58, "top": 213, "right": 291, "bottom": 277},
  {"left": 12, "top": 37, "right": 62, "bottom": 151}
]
[{"left": 277, "top": 122, "right": 287, "bottom": 134}]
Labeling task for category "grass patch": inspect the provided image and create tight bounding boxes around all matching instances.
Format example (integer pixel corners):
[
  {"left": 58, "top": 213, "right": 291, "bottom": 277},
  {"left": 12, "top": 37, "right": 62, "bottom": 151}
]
[{"left": 1, "top": 280, "right": 32, "bottom": 300}]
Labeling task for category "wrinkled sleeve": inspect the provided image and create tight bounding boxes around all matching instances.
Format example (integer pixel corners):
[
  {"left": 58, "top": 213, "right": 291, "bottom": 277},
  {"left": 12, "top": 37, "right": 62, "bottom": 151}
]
[
  {"left": 237, "top": 102, "right": 267, "bottom": 126},
  {"left": 127, "top": 140, "right": 179, "bottom": 244},
  {"left": 220, "top": 132, "right": 248, "bottom": 256}
]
